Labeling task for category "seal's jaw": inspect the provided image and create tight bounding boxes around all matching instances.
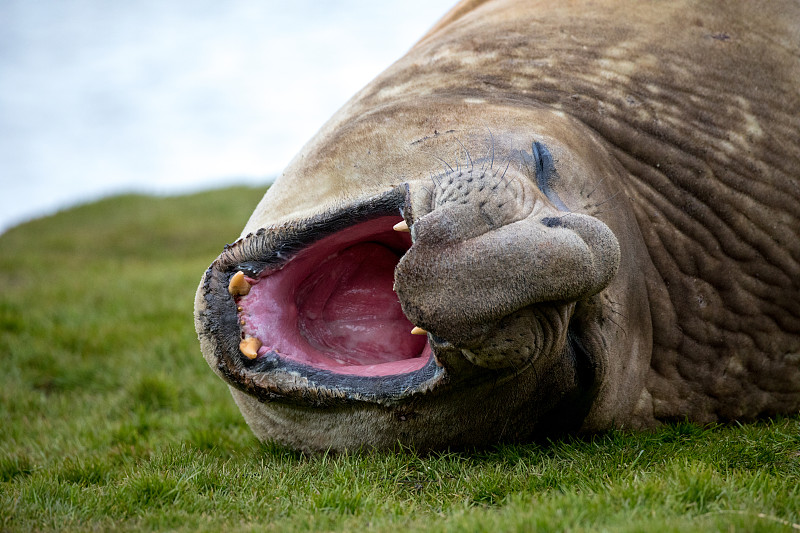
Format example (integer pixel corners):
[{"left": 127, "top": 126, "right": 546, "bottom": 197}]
[{"left": 195, "top": 186, "right": 445, "bottom": 406}]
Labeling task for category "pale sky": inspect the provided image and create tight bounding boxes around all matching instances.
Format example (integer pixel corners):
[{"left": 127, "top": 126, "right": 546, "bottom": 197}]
[{"left": 0, "top": 0, "right": 455, "bottom": 233}]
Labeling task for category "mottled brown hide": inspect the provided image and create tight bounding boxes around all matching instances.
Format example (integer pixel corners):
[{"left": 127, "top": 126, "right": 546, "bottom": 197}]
[{"left": 195, "top": 0, "right": 800, "bottom": 452}]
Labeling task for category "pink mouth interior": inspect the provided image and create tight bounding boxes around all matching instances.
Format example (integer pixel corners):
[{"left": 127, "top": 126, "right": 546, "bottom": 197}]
[{"left": 237, "top": 216, "right": 431, "bottom": 377}]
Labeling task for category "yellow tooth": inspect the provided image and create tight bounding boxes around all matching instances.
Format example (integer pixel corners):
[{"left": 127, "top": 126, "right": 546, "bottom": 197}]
[
  {"left": 411, "top": 326, "right": 427, "bottom": 335},
  {"left": 393, "top": 220, "right": 410, "bottom": 232},
  {"left": 228, "top": 271, "right": 251, "bottom": 296},
  {"left": 239, "top": 337, "right": 262, "bottom": 359}
]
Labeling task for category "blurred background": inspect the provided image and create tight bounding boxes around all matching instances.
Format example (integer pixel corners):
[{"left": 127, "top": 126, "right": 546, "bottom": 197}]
[{"left": 0, "top": 0, "right": 454, "bottom": 234}]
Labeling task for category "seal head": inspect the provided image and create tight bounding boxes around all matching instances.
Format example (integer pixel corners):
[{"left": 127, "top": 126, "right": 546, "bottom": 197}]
[
  {"left": 195, "top": 0, "right": 800, "bottom": 451},
  {"left": 195, "top": 116, "right": 649, "bottom": 451}
]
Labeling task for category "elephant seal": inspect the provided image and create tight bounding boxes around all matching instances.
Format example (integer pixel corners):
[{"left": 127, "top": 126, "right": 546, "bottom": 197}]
[{"left": 194, "top": 0, "right": 800, "bottom": 452}]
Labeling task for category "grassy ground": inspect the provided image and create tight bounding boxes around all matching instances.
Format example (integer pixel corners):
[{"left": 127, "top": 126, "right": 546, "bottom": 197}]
[{"left": 1, "top": 186, "right": 798, "bottom": 532}]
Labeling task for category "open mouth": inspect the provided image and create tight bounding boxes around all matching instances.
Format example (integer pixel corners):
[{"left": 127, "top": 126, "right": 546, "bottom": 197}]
[
  {"left": 197, "top": 185, "right": 444, "bottom": 403},
  {"left": 236, "top": 215, "right": 431, "bottom": 377}
]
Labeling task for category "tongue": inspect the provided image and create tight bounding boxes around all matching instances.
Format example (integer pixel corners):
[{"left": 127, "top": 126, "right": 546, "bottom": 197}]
[{"left": 296, "top": 242, "right": 426, "bottom": 365}]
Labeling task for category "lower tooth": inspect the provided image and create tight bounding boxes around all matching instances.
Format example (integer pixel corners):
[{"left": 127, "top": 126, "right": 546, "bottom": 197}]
[{"left": 239, "top": 337, "right": 262, "bottom": 359}]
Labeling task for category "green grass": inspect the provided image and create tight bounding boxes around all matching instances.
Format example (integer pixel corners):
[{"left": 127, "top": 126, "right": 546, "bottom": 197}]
[{"left": 1, "top": 186, "right": 798, "bottom": 532}]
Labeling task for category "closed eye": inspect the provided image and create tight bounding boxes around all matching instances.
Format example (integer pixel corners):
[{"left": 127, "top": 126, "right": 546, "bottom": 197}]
[{"left": 528, "top": 141, "right": 569, "bottom": 211}]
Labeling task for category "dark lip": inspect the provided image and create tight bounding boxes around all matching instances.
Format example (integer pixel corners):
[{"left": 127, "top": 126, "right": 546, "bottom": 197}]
[{"left": 197, "top": 185, "right": 447, "bottom": 406}]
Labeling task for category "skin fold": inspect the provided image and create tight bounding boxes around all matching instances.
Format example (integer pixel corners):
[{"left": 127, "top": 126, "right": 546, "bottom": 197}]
[{"left": 195, "top": 0, "right": 800, "bottom": 452}]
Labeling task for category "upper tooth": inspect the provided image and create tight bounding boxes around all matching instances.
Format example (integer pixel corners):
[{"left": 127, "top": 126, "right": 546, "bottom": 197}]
[
  {"left": 228, "top": 271, "right": 251, "bottom": 296},
  {"left": 393, "top": 220, "right": 410, "bottom": 232},
  {"left": 410, "top": 326, "right": 428, "bottom": 335}
]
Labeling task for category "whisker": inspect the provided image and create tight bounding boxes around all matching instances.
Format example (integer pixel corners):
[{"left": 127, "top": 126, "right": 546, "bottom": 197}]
[
  {"left": 434, "top": 155, "right": 455, "bottom": 173},
  {"left": 481, "top": 126, "right": 496, "bottom": 170},
  {"left": 586, "top": 176, "right": 608, "bottom": 199},
  {"left": 456, "top": 137, "right": 473, "bottom": 169},
  {"left": 608, "top": 307, "right": 628, "bottom": 321},
  {"left": 490, "top": 130, "right": 496, "bottom": 169},
  {"left": 592, "top": 190, "right": 622, "bottom": 209},
  {"left": 606, "top": 316, "right": 627, "bottom": 336}
]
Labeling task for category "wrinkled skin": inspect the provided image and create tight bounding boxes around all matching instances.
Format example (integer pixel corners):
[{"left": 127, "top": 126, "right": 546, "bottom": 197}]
[{"left": 194, "top": 0, "right": 800, "bottom": 452}]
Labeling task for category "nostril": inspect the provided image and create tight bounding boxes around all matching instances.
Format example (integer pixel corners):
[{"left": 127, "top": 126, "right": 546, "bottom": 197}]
[{"left": 541, "top": 216, "right": 567, "bottom": 228}]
